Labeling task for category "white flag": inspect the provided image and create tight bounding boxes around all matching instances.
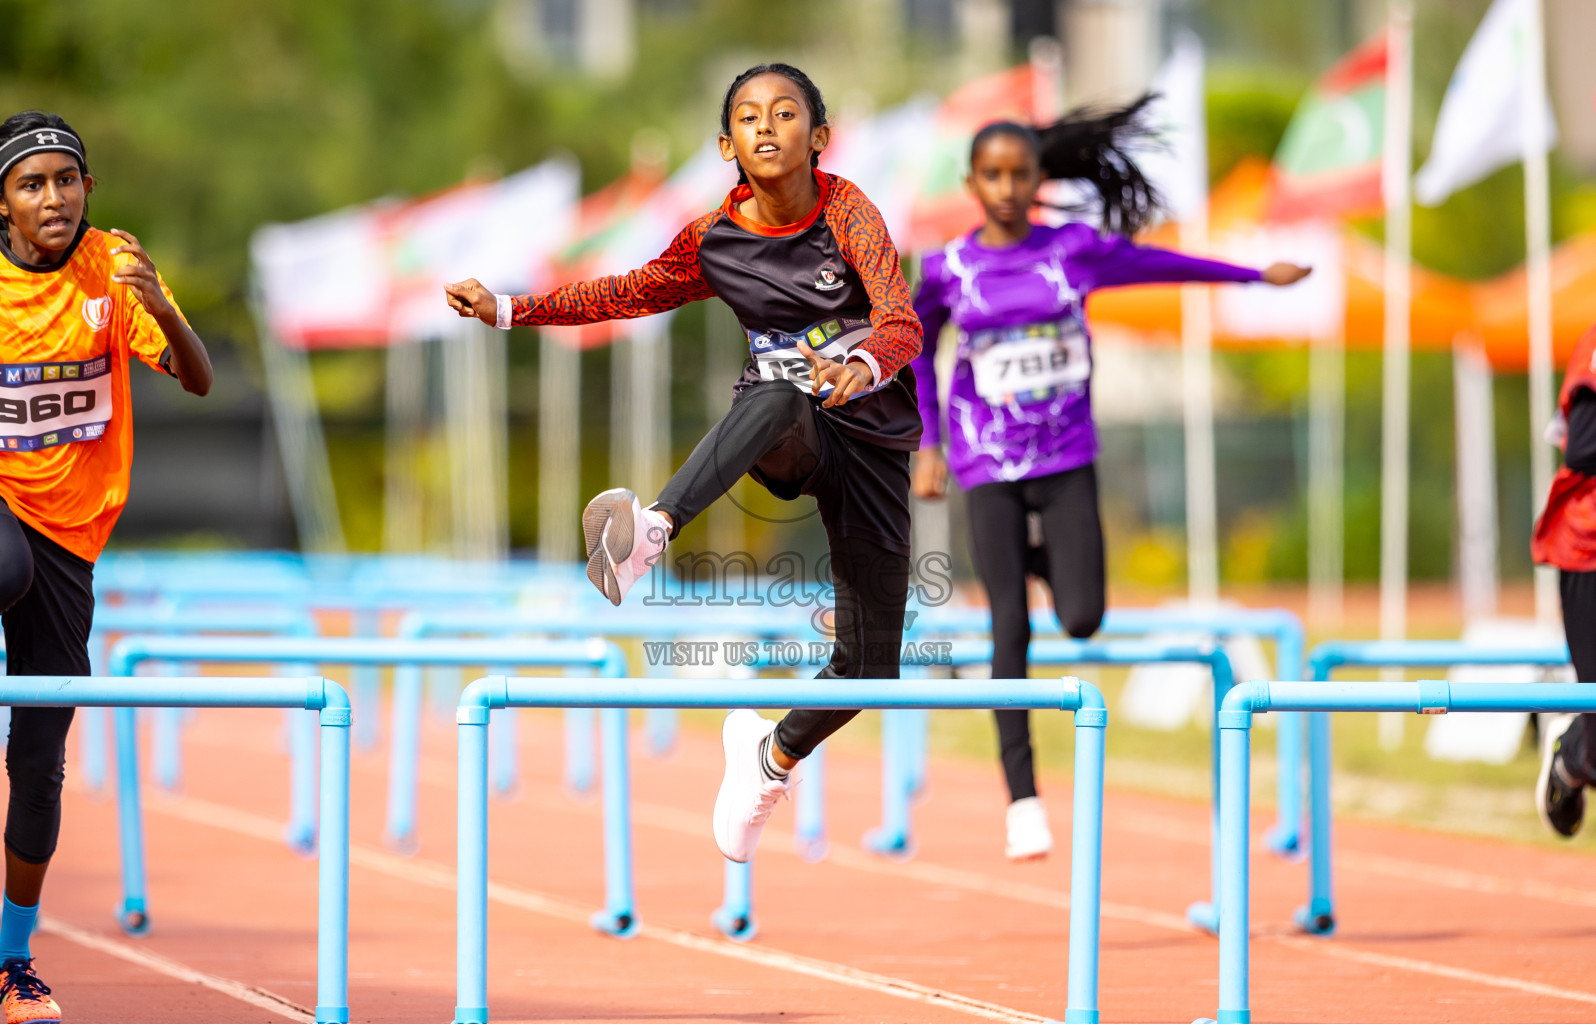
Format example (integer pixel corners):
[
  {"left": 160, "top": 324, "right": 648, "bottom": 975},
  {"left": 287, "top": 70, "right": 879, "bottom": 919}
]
[
  {"left": 1414, "top": 0, "right": 1557, "bottom": 207},
  {"left": 1136, "top": 32, "right": 1207, "bottom": 223}
]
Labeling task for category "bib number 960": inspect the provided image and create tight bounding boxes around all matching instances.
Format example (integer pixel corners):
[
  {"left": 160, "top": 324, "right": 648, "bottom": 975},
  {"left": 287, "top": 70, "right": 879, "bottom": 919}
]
[{"left": 0, "top": 390, "right": 97, "bottom": 424}]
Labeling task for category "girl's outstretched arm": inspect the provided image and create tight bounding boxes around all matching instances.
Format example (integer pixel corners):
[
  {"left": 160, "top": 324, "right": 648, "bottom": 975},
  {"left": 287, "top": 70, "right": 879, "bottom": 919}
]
[
  {"left": 446, "top": 212, "right": 718, "bottom": 328},
  {"left": 1064, "top": 223, "right": 1309, "bottom": 293}
]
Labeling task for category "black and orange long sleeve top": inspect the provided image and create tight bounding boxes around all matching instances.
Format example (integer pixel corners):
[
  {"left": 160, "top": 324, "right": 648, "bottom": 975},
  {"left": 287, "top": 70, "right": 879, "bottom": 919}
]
[{"left": 512, "top": 170, "right": 923, "bottom": 450}]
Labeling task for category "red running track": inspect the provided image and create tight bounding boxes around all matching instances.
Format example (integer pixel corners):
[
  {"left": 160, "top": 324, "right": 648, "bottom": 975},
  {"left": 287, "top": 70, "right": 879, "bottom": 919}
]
[{"left": 30, "top": 704, "right": 1596, "bottom": 1023}]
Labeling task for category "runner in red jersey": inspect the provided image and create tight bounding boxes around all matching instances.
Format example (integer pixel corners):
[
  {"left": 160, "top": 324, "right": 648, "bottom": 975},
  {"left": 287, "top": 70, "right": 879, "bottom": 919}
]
[
  {"left": 0, "top": 111, "right": 212, "bottom": 1024},
  {"left": 447, "top": 64, "right": 920, "bottom": 865},
  {"left": 1533, "top": 323, "right": 1596, "bottom": 837}
]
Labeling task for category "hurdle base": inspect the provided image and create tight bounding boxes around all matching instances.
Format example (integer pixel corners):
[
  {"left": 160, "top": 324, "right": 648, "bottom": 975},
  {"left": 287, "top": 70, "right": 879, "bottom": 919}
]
[
  {"left": 711, "top": 905, "right": 758, "bottom": 942},
  {"left": 1061, "top": 1007, "right": 1099, "bottom": 1023},
  {"left": 1292, "top": 902, "right": 1336, "bottom": 936},
  {"left": 314, "top": 1004, "right": 350, "bottom": 1023},
  {"left": 861, "top": 827, "right": 915, "bottom": 861},
  {"left": 116, "top": 902, "right": 151, "bottom": 937},
  {"left": 1184, "top": 900, "right": 1218, "bottom": 936},
  {"left": 284, "top": 822, "right": 319, "bottom": 859},
  {"left": 1263, "top": 823, "right": 1302, "bottom": 859},
  {"left": 1191, "top": 1012, "right": 1249, "bottom": 1024},
  {"left": 453, "top": 1005, "right": 489, "bottom": 1024},
  {"left": 793, "top": 834, "right": 829, "bottom": 864},
  {"left": 590, "top": 908, "right": 640, "bottom": 939},
  {"left": 383, "top": 829, "right": 421, "bottom": 858}
]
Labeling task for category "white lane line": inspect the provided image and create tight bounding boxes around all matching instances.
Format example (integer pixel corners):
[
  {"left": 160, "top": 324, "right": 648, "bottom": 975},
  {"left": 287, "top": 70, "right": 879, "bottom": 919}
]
[
  {"left": 171, "top": 738, "right": 1596, "bottom": 1008},
  {"left": 1273, "top": 935, "right": 1596, "bottom": 1006},
  {"left": 36, "top": 916, "right": 314, "bottom": 1023},
  {"left": 149, "top": 795, "right": 1046, "bottom": 1024}
]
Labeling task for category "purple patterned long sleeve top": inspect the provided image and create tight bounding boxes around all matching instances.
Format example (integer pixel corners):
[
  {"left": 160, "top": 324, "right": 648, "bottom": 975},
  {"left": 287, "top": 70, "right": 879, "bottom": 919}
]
[{"left": 912, "top": 222, "right": 1263, "bottom": 490}]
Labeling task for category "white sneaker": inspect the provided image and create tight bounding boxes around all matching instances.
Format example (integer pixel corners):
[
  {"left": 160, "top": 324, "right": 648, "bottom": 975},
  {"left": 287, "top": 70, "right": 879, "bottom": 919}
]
[
  {"left": 582, "top": 488, "right": 669, "bottom": 606},
  {"left": 712, "top": 710, "right": 790, "bottom": 863},
  {"left": 1005, "top": 796, "right": 1053, "bottom": 862}
]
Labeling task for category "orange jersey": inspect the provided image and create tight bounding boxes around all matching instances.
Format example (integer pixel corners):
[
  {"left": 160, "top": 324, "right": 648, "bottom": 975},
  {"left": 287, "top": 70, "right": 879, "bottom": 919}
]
[{"left": 0, "top": 226, "right": 179, "bottom": 561}]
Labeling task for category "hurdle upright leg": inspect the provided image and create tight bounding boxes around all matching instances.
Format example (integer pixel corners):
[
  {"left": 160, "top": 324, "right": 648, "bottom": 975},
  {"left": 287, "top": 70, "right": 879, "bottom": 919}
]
[
  {"left": 712, "top": 859, "right": 756, "bottom": 941},
  {"left": 793, "top": 741, "right": 829, "bottom": 862},
  {"left": 1196, "top": 692, "right": 1256, "bottom": 1024},
  {"left": 385, "top": 664, "right": 423, "bottom": 853},
  {"left": 1294, "top": 710, "right": 1336, "bottom": 934},
  {"left": 1064, "top": 685, "right": 1106, "bottom": 1024},
  {"left": 315, "top": 688, "right": 352, "bottom": 1024},
  {"left": 455, "top": 701, "right": 491, "bottom": 1024},
  {"left": 590, "top": 706, "right": 639, "bottom": 937},
  {"left": 113, "top": 706, "right": 151, "bottom": 935},
  {"left": 864, "top": 707, "right": 914, "bottom": 858}
]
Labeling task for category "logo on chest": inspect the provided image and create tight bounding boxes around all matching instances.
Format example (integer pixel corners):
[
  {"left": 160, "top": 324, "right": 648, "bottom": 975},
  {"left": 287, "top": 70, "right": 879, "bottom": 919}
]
[
  {"left": 81, "top": 296, "right": 111, "bottom": 333},
  {"left": 814, "top": 262, "right": 844, "bottom": 292}
]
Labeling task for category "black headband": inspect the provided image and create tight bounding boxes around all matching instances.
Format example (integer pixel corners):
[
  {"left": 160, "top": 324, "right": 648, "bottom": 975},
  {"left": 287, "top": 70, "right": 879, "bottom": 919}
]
[{"left": 0, "top": 128, "right": 86, "bottom": 185}]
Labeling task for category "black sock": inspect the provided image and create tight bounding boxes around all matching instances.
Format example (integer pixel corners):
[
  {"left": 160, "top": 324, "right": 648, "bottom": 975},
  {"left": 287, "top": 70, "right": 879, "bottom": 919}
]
[{"left": 758, "top": 733, "right": 790, "bottom": 781}]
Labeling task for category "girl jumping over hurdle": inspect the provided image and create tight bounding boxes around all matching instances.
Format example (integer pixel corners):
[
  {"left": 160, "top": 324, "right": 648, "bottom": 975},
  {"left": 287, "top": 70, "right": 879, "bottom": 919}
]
[
  {"left": 446, "top": 63, "right": 922, "bottom": 863},
  {"left": 909, "top": 101, "right": 1309, "bottom": 861},
  {"left": 0, "top": 110, "right": 214, "bottom": 1022}
]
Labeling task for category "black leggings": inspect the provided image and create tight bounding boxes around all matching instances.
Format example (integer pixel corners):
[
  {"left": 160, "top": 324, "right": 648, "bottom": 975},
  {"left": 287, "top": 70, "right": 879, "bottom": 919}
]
[
  {"left": 0, "top": 506, "right": 92, "bottom": 865},
  {"left": 655, "top": 382, "right": 912, "bottom": 760},
  {"left": 1562, "top": 569, "right": 1596, "bottom": 780},
  {"left": 966, "top": 464, "right": 1105, "bottom": 802}
]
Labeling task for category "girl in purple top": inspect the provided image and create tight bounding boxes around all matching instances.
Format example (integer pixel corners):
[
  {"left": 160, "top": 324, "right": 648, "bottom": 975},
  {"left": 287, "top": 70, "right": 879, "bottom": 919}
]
[{"left": 911, "top": 102, "right": 1309, "bottom": 861}]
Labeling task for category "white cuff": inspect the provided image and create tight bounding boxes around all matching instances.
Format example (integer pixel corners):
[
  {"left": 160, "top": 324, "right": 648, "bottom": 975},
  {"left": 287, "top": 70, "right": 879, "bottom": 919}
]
[
  {"left": 494, "top": 294, "right": 512, "bottom": 331},
  {"left": 845, "top": 350, "right": 881, "bottom": 387}
]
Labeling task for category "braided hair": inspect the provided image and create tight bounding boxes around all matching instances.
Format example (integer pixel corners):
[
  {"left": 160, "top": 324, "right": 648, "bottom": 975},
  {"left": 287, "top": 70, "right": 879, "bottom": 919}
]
[
  {"left": 971, "top": 94, "right": 1164, "bottom": 237},
  {"left": 719, "top": 63, "right": 828, "bottom": 185}
]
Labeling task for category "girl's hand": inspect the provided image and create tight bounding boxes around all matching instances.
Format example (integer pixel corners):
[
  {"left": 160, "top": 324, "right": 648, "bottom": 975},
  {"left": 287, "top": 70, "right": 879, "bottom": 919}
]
[
  {"left": 445, "top": 278, "right": 497, "bottom": 324},
  {"left": 1262, "top": 262, "right": 1312, "bottom": 286},
  {"left": 912, "top": 447, "right": 948, "bottom": 501},
  {"left": 108, "top": 229, "right": 175, "bottom": 318},
  {"left": 800, "top": 342, "right": 872, "bottom": 408}
]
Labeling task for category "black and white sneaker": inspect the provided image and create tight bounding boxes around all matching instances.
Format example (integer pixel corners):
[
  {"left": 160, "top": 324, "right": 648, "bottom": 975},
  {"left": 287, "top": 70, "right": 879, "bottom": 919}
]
[{"left": 1536, "top": 713, "right": 1586, "bottom": 838}]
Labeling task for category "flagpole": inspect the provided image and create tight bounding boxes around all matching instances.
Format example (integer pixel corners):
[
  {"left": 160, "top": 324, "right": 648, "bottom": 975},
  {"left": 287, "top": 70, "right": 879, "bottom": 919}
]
[
  {"left": 1171, "top": 34, "right": 1218, "bottom": 607},
  {"left": 1378, "top": 1, "right": 1413, "bottom": 749},
  {"left": 1522, "top": 0, "right": 1557, "bottom": 625}
]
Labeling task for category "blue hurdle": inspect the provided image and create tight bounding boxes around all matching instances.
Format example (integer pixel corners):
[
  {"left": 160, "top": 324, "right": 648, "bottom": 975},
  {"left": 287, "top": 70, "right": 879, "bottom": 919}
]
[
  {"left": 388, "top": 605, "right": 820, "bottom": 842},
  {"left": 1199, "top": 678, "right": 1594, "bottom": 1024},
  {"left": 2, "top": 674, "right": 351, "bottom": 1023},
  {"left": 903, "top": 604, "right": 1308, "bottom": 856},
  {"left": 744, "top": 637, "right": 1236, "bottom": 935},
  {"left": 106, "top": 635, "right": 632, "bottom": 934},
  {"left": 82, "top": 605, "right": 318, "bottom": 797},
  {"left": 453, "top": 674, "right": 1107, "bottom": 1024},
  {"left": 1291, "top": 639, "right": 1572, "bottom": 935}
]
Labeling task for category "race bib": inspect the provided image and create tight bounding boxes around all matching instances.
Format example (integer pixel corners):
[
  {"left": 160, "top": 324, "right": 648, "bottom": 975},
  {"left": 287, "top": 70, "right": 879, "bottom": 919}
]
[
  {"left": 0, "top": 355, "right": 113, "bottom": 451},
  {"left": 747, "top": 317, "right": 892, "bottom": 400},
  {"left": 968, "top": 319, "right": 1090, "bottom": 406}
]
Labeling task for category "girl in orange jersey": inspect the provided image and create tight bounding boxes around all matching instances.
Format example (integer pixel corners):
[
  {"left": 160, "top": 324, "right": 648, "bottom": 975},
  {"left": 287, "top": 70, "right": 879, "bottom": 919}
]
[
  {"left": 0, "top": 111, "right": 212, "bottom": 1024},
  {"left": 1533, "top": 322, "right": 1596, "bottom": 839}
]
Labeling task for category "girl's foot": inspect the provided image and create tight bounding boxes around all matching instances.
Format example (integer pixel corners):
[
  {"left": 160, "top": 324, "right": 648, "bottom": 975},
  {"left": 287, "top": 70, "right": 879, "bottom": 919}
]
[
  {"left": 0, "top": 959, "right": 60, "bottom": 1024},
  {"left": 712, "top": 710, "right": 791, "bottom": 862},
  {"left": 581, "top": 488, "right": 670, "bottom": 606},
  {"left": 1005, "top": 796, "right": 1053, "bottom": 862}
]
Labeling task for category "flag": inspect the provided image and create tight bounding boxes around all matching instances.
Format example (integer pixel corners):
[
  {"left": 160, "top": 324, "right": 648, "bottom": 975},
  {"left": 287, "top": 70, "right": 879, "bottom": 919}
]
[
  {"left": 1267, "top": 33, "right": 1389, "bottom": 221},
  {"left": 1136, "top": 32, "right": 1207, "bottom": 224},
  {"left": 251, "top": 158, "right": 580, "bottom": 348},
  {"left": 1414, "top": 0, "right": 1557, "bottom": 207}
]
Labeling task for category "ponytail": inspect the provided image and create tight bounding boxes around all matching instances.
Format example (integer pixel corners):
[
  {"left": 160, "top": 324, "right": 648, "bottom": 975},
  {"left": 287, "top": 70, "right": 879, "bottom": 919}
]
[{"left": 973, "top": 94, "right": 1165, "bottom": 237}]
